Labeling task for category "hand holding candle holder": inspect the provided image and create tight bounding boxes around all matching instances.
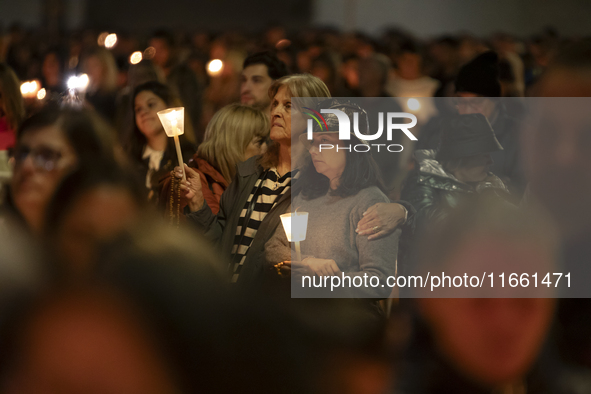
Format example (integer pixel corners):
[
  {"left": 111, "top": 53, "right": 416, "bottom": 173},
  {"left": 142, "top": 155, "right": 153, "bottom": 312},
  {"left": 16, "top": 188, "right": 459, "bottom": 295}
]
[{"left": 157, "top": 107, "right": 186, "bottom": 180}]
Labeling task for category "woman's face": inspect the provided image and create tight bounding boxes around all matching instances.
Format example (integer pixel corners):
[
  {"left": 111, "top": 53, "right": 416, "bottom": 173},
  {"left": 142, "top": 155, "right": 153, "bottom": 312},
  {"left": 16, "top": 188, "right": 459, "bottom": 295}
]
[
  {"left": 453, "top": 154, "right": 493, "bottom": 183},
  {"left": 309, "top": 133, "right": 347, "bottom": 186},
  {"left": 270, "top": 85, "right": 307, "bottom": 144},
  {"left": 244, "top": 136, "right": 267, "bottom": 161},
  {"left": 134, "top": 91, "right": 167, "bottom": 140},
  {"left": 10, "top": 126, "right": 78, "bottom": 232}
]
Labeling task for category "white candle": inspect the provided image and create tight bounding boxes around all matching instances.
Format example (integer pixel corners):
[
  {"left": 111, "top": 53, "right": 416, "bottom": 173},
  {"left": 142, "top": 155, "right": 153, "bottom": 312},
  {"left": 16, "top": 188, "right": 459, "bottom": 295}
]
[
  {"left": 280, "top": 212, "right": 309, "bottom": 262},
  {"left": 157, "top": 107, "right": 186, "bottom": 180}
]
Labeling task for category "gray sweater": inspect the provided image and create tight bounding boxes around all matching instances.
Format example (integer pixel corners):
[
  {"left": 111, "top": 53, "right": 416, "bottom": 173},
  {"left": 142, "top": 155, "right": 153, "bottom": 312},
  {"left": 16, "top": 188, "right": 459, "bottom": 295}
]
[{"left": 265, "top": 186, "right": 400, "bottom": 298}]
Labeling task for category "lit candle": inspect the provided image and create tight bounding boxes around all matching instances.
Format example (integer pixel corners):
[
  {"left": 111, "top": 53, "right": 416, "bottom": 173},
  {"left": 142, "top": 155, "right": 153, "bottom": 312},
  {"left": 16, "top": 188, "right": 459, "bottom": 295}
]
[
  {"left": 280, "top": 212, "right": 308, "bottom": 262},
  {"left": 20, "top": 80, "right": 41, "bottom": 99},
  {"left": 157, "top": 107, "right": 186, "bottom": 180}
]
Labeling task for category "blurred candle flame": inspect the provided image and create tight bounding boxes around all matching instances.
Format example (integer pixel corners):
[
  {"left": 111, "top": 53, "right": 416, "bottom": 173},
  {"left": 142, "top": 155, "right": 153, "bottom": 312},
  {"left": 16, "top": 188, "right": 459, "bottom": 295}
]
[
  {"left": 37, "top": 88, "right": 46, "bottom": 100},
  {"left": 207, "top": 59, "right": 223, "bottom": 76},
  {"left": 130, "top": 51, "right": 143, "bottom": 64},
  {"left": 104, "top": 33, "right": 118, "bottom": 49}
]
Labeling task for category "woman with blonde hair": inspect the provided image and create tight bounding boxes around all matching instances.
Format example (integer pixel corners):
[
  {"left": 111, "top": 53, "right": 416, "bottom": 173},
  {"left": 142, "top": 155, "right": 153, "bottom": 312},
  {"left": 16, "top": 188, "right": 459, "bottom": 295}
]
[
  {"left": 161, "top": 103, "right": 268, "bottom": 217},
  {"left": 174, "top": 74, "right": 331, "bottom": 287},
  {"left": 83, "top": 47, "right": 118, "bottom": 123},
  {"left": 0, "top": 63, "right": 25, "bottom": 151},
  {"left": 199, "top": 103, "right": 269, "bottom": 183}
]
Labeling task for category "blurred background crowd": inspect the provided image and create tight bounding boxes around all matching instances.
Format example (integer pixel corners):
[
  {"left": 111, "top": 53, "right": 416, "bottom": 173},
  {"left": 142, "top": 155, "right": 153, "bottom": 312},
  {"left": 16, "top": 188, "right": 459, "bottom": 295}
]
[{"left": 1, "top": 0, "right": 591, "bottom": 393}]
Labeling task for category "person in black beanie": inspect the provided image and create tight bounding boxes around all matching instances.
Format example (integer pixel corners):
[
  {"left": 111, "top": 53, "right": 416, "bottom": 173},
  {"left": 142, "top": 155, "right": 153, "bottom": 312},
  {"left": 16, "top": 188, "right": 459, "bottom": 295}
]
[
  {"left": 417, "top": 51, "right": 525, "bottom": 197},
  {"left": 397, "top": 113, "right": 511, "bottom": 278},
  {"left": 455, "top": 51, "right": 502, "bottom": 98}
]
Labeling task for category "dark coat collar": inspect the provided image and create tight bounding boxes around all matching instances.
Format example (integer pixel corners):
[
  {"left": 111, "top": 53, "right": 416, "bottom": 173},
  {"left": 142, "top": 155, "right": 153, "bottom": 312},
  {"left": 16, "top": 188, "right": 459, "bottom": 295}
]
[{"left": 237, "top": 156, "right": 261, "bottom": 177}]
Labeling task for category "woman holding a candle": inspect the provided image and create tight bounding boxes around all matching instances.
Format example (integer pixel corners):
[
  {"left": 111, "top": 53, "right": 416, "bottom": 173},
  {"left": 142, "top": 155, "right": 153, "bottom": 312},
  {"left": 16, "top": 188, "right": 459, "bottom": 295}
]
[
  {"left": 175, "top": 74, "right": 330, "bottom": 286},
  {"left": 266, "top": 99, "right": 400, "bottom": 301},
  {"left": 159, "top": 103, "right": 269, "bottom": 217},
  {"left": 125, "top": 81, "right": 197, "bottom": 202}
]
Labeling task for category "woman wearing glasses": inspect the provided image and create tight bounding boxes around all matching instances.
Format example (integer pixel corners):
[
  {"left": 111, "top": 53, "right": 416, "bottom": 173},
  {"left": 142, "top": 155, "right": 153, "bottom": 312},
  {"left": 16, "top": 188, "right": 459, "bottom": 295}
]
[{"left": 3, "top": 106, "right": 116, "bottom": 234}]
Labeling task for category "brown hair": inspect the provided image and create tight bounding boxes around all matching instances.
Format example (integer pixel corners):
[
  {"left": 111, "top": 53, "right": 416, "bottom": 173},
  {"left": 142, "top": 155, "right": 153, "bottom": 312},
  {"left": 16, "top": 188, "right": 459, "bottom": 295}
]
[{"left": 125, "top": 81, "right": 196, "bottom": 161}]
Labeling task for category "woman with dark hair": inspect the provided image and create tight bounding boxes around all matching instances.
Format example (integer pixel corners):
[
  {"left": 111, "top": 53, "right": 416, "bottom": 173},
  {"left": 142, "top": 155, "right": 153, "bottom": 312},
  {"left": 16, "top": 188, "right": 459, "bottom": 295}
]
[
  {"left": 3, "top": 105, "right": 117, "bottom": 234},
  {"left": 266, "top": 99, "right": 399, "bottom": 301},
  {"left": 115, "top": 60, "right": 165, "bottom": 142},
  {"left": 125, "top": 81, "right": 196, "bottom": 201},
  {"left": 44, "top": 163, "right": 145, "bottom": 279},
  {"left": 40, "top": 49, "right": 67, "bottom": 96}
]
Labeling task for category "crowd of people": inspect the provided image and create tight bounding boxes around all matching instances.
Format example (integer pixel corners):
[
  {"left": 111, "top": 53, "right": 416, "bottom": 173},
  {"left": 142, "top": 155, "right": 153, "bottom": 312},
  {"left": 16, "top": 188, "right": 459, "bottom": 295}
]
[{"left": 1, "top": 22, "right": 591, "bottom": 393}]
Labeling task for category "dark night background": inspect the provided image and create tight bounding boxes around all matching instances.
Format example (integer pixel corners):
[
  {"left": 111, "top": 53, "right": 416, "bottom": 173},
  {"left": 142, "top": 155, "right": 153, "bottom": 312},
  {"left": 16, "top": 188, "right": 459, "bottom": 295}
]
[
  {"left": 4, "top": 0, "right": 591, "bottom": 36},
  {"left": 84, "top": 0, "right": 312, "bottom": 32}
]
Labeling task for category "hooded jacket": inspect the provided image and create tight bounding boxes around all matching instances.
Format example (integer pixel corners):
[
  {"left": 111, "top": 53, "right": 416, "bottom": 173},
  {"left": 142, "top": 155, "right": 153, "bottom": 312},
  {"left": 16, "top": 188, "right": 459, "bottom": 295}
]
[{"left": 401, "top": 149, "right": 509, "bottom": 231}]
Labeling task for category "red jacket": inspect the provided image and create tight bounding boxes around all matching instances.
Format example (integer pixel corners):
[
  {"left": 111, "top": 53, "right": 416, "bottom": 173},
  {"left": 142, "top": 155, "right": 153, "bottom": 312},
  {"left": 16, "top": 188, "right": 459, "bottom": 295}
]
[
  {"left": 160, "top": 155, "right": 229, "bottom": 220},
  {"left": 0, "top": 117, "right": 16, "bottom": 151}
]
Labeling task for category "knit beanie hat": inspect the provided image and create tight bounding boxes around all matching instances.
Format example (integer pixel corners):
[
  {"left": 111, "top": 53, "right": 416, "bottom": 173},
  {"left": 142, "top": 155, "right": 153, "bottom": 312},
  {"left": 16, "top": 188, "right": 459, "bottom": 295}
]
[{"left": 455, "top": 51, "right": 502, "bottom": 97}]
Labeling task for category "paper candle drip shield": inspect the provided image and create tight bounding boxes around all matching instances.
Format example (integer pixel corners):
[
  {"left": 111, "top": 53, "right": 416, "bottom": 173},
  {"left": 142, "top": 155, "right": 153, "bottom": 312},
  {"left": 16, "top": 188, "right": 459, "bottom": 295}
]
[
  {"left": 157, "top": 107, "right": 186, "bottom": 180},
  {"left": 280, "top": 212, "right": 308, "bottom": 242},
  {"left": 157, "top": 107, "right": 185, "bottom": 137}
]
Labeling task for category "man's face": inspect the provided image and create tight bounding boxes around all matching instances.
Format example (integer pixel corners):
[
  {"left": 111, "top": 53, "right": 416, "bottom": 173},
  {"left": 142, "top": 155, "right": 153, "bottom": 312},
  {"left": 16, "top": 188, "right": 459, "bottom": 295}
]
[{"left": 240, "top": 64, "right": 273, "bottom": 108}]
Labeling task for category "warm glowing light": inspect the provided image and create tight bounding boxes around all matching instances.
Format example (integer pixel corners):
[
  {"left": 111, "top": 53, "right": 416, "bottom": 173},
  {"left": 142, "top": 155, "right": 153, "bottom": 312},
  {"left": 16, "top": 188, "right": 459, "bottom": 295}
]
[
  {"left": 67, "top": 74, "right": 90, "bottom": 91},
  {"left": 157, "top": 107, "right": 187, "bottom": 180},
  {"left": 20, "top": 80, "right": 41, "bottom": 97},
  {"left": 143, "top": 47, "right": 156, "bottom": 59},
  {"left": 37, "top": 88, "right": 46, "bottom": 100},
  {"left": 157, "top": 107, "right": 185, "bottom": 137},
  {"left": 20, "top": 82, "right": 29, "bottom": 95},
  {"left": 407, "top": 98, "right": 421, "bottom": 111},
  {"left": 130, "top": 51, "right": 143, "bottom": 64},
  {"left": 97, "top": 32, "right": 109, "bottom": 46},
  {"left": 104, "top": 33, "right": 118, "bottom": 49},
  {"left": 280, "top": 212, "right": 309, "bottom": 242},
  {"left": 276, "top": 39, "right": 291, "bottom": 50},
  {"left": 67, "top": 76, "right": 78, "bottom": 90},
  {"left": 78, "top": 74, "right": 89, "bottom": 90},
  {"left": 207, "top": 59, "right": 223, "bottom": 76}
]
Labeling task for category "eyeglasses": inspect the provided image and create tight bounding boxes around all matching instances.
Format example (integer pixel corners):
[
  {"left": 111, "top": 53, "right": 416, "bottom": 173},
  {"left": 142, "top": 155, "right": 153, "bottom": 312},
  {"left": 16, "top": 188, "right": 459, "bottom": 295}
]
[{"left": 13, "top": 146, "right": 64, "bottom": 171}]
